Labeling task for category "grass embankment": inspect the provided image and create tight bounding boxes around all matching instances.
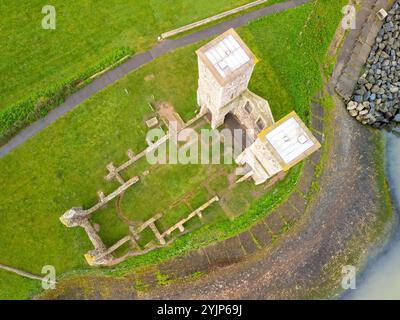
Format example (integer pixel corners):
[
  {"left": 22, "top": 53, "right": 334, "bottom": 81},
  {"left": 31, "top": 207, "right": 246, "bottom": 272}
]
[{"left": 0, "top": 0, "right": 346, "bottom": 299}]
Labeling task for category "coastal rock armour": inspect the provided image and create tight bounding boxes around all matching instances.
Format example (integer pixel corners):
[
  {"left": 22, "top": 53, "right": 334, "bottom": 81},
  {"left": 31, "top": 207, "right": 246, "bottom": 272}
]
[{"left": 348, "top": 1, "right": 400, "bottom": 130}]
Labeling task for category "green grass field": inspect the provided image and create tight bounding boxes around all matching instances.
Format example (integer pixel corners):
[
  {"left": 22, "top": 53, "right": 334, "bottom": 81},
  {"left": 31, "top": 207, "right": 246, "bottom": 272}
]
[
  {"left": 0, "top": 0, "right": 347, "bottom": 299},
  {"left": 0, "top": 0, "right": 259, "bottom": 111}
]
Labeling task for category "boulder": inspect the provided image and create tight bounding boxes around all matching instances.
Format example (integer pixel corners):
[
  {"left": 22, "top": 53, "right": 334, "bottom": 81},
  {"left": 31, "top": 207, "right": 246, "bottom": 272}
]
[
  {"left": 349, "top": 109, "right": 358, "bottom": 117},
  {"left": 347, "top": 101, "right": 358, "bottom": 110},
  {"left": 349, "top": 0, "right": 400, "bottom": 128}
]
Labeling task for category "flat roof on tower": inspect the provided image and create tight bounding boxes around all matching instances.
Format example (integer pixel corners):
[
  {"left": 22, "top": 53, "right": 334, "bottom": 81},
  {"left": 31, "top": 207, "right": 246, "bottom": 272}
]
[
  {"left": 196, "top": 28, "right": 256, "bottom": 85},
  {"left": 204, "top": 34, "right": 250, "bottom": 78},
  {"left": 258, "top": 112, "right": 321, "bottom": 170}
]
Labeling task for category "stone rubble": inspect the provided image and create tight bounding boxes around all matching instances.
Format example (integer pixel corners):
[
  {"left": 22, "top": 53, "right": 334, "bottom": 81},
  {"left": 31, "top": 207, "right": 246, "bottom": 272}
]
[{"left": 348, "top": 1, "right": 400, "bottom": 130}]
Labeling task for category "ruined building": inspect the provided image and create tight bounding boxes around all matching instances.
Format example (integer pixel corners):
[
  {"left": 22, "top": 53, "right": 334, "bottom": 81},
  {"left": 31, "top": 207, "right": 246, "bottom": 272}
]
[{"left": 196, "top": 28, "right": 321, "bottom": 185}]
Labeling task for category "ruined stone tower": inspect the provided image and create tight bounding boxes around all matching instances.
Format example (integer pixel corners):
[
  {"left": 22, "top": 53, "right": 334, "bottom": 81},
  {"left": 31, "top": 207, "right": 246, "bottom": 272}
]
[
  {"left": 196, "top": 28, "right": 321, "bottom": 186},
  {"left": 196, "top": 28, "right": 257, "bottom": 129}
]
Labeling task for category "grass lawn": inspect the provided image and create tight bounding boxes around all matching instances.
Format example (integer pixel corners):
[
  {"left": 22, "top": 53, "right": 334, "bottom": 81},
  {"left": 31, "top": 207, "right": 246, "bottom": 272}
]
[
  {"left": 0, "top": 0, "right": 347, "bottom": 299},
  {"left": 0, "top": 0, "right": 261, "bottom": 112}
]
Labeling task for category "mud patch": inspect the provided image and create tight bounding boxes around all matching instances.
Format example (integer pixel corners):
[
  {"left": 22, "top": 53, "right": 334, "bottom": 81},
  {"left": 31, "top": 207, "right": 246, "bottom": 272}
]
[
  {"left": 311, "top": 102, "right": 324, "bottom": 119},
  {"left": 145, "top": 74, "right": 155, "bottom": 81},
  {"left": 312, "top": 114, "right": 324, "bottom": 133},
  {"left": 204, "top": 243, "right": 232, "bottom": 267},
  {"left": 310, "top": 148, "right": 322, "bottom": 164},
  {"left": 297, "top": 160, "right": 315, "bottom": 196},
  {"left": 264, "top": 211, "right": 285, "bottom": 235},
  {"left": 289, "top": 191, "right": 307, "bottom": 213},
  {"left": 156, "top": 101, "right": 185, "bottom": 129},
  {"left": 239, "top": 231, "right": 259, "bottom": 254},
  {"left": 250, "top": 222, "right": 272, "bottom": 247},
  {"left": 279, "top": 200, "right": 301, "bottom": 225},
  {"left": 37, "top": 275, "right": 137, "bottom": 300},
  {"left": 159, "top": 249, "right": 210, "bottom": 280},
  {"left": 223, "top": 236, "right": 246, "bottom": 262}
]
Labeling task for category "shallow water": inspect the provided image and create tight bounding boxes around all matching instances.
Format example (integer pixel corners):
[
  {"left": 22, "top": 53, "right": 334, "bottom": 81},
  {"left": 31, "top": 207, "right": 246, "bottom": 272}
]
[{"left": 344, "top": 132, "right": 400, "bottom": 300}]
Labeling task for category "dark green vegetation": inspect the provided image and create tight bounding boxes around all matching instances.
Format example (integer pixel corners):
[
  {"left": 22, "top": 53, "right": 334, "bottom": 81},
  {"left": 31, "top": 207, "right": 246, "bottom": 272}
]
[{"left": 0, "top": 0, "right": 347, "bottom": 299}]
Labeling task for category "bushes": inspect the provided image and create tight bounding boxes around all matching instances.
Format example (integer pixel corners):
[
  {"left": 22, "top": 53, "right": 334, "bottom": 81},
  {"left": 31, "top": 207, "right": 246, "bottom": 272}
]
[{"left": 0, "top": 47, "right": 133, "bottom": 144}]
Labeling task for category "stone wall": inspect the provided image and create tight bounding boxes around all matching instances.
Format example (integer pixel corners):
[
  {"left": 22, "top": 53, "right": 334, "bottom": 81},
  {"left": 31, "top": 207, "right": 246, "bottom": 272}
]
[
  {"left": 345, "top": 0, "right": 400, "bottom": 131},
  {"left": 160, "top": 0, "right": 268, "bottom": 39}
]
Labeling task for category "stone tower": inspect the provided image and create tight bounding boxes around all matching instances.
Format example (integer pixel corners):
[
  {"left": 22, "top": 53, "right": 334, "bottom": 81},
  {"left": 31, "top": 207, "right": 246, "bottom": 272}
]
[{"left": 196, "top": 28, "right": 257, "bottom": 129}]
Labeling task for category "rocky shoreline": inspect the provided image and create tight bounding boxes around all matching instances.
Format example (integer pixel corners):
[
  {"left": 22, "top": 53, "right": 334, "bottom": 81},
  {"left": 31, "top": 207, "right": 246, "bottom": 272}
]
[{"left": 347, "top": 1, "right": 400, "bottom": 132}]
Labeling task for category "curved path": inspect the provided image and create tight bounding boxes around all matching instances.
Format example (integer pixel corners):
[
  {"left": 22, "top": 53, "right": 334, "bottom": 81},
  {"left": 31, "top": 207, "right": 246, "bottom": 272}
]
[{"left": 0, "top": 0, "right": 309, "bottom": 159}]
